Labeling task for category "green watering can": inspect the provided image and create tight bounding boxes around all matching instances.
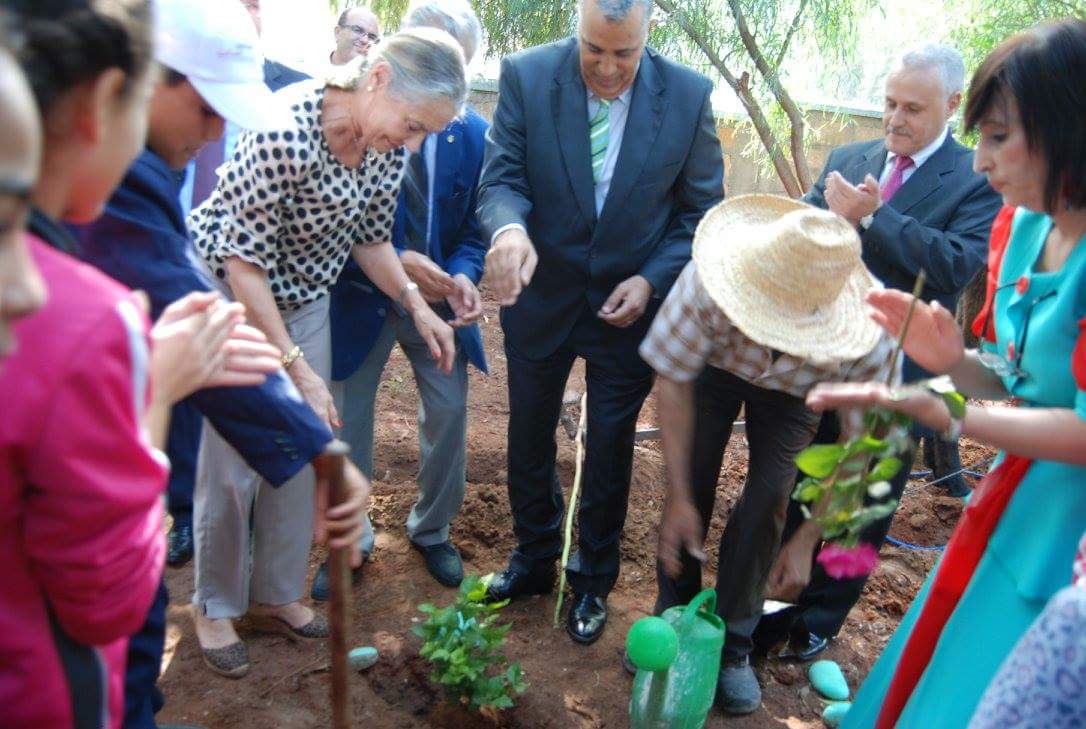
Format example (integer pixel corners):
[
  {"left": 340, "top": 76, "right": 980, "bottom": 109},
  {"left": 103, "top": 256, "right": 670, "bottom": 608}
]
[{"left": 627, "top": 589, "right": 725, "bottom": 729}]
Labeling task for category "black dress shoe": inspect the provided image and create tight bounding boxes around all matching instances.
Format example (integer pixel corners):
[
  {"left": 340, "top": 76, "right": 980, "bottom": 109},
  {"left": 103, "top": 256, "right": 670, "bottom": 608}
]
[
  {"left": 484, "top": 566, "right": 556, "bottom": 603},
  {"left": 166, "top": 522, "right": 194, "bottom": 567},
  {"left": 780, "top": 632, "right": 830, "bottom": 662},
  {"left": 566, "top": 592, "right": 608, "bottom": 645},
  {"left": 411, "top": 540, "right": 464, "bottom": 588},
  {"left": 310, "top": 558, "right": 364, "bottom": 602}
]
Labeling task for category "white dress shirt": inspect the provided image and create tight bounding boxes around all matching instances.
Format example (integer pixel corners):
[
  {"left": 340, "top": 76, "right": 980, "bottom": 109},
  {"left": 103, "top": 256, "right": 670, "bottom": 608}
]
[
  {"left": 587, "top": 86, "right": 633, "bottom": 215},
  {"left": 878, "top": 125, "right": 949, "bottom": 187},
  {"left": 860, "top": 126, "right": 949, "bottom": 229}
]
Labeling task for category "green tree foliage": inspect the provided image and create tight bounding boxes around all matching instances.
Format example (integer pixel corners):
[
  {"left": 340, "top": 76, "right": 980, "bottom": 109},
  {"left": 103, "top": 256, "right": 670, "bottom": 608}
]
[
  {"left": 949, "top": 0, "right": 1083, "bottom": 76},
  {"left": 330, "top": 0, "right": 876, "bottom": 197}
]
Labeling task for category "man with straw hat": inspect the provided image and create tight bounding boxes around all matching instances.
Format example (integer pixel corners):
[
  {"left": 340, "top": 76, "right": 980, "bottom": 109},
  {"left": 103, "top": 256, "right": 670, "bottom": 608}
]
[{"left": 638, "top": 193, "right": 899, "bottom": 715}]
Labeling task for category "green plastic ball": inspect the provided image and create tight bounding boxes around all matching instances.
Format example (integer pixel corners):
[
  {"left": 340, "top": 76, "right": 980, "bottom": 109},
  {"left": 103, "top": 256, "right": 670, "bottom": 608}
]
[{"left": 626, "top": 617, "right": 678, "bottom": 672}]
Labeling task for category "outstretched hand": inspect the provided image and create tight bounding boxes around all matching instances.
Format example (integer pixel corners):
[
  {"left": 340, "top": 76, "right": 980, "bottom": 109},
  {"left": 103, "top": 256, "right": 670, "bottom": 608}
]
[
  {"left": 484, "top": 227, "right": 537, "bottom": 306},
  {"left": 658, "top": 496, "right": 707, "bottom": 579},
  {"left": 313, "top": 453, "right": 370, "bottom": 569},
  {"left": 150, "top": 291, "right": 280, "bottom": 405},
  {"left": 598, "top": 275, "right": 652, "bottom": 328},
  {"left": 865, "top": 288, "right": 965, "bottom": 375}
]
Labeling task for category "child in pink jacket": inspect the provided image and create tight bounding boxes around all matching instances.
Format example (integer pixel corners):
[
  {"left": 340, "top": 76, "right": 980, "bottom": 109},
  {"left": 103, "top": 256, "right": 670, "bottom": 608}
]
[{"left": 0, "top": 233, "right": 168, "bottom": 728}]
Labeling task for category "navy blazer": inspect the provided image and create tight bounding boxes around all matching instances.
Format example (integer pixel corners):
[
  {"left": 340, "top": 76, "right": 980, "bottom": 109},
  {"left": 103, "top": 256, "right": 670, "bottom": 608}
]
[
  {"left": 805, "top": 133, "right": 1001, "bottom": 311},
  {"left": 330, "top": 108, "right": 490, "bottom": 380},
  {"left": 69, "top": 150, "right": 332, "bottom": 488},
  {"left": 476, "top": 38, "right": 725, "bottom": 359},
  {"left": 804, "top": 133, "right": 1002, "bottom": 381}
]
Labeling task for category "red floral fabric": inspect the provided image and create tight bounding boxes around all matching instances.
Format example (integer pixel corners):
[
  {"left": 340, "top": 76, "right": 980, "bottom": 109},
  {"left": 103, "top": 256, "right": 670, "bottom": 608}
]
[{"left": 972, "top": 206, "right": 1017, "bottom": 344}]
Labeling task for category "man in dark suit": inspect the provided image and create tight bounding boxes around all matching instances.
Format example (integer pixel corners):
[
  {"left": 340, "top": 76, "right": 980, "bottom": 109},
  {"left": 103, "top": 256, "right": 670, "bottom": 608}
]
[
  {"left": 758, "top": 44, "right": 1002, "bottom": 662},
  {"left": 477, "top": 0, "right": 724, "bottom": 644},
  {"left": 321, "top": 0, "right": 489, "bottom": 596}
]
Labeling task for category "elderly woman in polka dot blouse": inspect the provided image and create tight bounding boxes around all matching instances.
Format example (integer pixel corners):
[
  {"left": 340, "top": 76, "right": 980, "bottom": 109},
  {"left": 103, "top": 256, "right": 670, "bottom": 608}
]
[{"left": 188, "top": 28, "right": 465, "bottom": 672}]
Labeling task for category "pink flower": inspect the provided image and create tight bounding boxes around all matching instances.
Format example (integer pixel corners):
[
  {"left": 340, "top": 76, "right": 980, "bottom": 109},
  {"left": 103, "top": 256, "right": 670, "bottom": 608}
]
[{"left": 817, "top": 543, "right": 879, "bottom": 579}]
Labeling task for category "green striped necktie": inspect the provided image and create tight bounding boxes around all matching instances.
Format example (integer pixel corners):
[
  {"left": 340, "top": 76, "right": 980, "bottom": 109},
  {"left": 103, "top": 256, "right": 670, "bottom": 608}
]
[{"left": 590, "top": 99, "right": 611, "bottom": 184}]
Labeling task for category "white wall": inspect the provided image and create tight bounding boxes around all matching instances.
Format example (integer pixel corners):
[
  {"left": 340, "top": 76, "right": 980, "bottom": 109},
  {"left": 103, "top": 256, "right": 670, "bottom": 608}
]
[{"left": 258, "top": 0, "right": 339, "bottom": 76}]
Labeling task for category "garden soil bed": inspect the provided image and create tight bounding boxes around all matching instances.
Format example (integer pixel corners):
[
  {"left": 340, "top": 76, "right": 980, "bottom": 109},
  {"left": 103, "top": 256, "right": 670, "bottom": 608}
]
[{"left": 158, "top": 290, "right": 990, "bottom": 728}]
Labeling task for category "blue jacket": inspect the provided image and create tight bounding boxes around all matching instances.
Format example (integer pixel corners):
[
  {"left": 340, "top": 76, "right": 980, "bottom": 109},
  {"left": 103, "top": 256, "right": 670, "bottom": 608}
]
[
  {"left": 69, "top": 149, "right": 332, "bottom": 488},
  {"left": 330, "top": 108, "right": 490, "bottom": 381}
]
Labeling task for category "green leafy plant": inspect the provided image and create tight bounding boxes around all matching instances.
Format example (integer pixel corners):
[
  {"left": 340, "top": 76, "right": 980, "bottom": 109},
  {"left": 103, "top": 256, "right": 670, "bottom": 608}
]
[{"left": 412, "top": 575, "right": 528, "bottom": 712}]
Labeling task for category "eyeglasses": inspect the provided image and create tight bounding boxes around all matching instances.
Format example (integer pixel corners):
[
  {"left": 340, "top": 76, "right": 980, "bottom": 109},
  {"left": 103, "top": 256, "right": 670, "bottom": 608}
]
[
  {"left": 977, "top": 278, "right": 1056, "bottom": 380},
  {"left": 339, "top": 24, "right": 380, "bottom": 44}
]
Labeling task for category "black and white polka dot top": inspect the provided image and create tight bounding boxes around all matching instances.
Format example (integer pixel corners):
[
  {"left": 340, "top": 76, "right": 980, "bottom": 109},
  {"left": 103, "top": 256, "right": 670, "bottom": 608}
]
[{"left": 190, "top": 83, "right": 407, "bottom": 311}]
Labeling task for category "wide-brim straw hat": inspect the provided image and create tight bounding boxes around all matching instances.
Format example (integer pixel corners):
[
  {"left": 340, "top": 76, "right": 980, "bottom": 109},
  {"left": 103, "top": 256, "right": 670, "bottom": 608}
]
[{"left": 692, "top": 194, "right": 882, "bottom": 364}]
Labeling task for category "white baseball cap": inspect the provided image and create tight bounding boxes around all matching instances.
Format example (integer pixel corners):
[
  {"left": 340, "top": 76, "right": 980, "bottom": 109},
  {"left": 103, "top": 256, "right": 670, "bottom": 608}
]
[{"left": 154, "top": 0, "right": 297, "bottom": 132}]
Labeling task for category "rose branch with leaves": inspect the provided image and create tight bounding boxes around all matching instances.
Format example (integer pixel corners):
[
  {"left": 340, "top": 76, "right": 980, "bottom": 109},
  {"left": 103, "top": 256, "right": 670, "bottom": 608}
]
[{"left": 792, "top": 271, "right": 967, "bottom": 578}]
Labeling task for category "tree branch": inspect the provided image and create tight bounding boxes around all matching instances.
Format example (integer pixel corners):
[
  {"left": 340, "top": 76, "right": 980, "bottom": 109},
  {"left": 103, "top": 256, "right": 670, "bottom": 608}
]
[
  {"left": 654, "top": 0, "right": 802, "bottom": 197},
  {"left": 724, "top": 0, "right": 813, "bottom": 192},
  {"left": 774, "top": 0, "right": 810, "bottom": 71}
]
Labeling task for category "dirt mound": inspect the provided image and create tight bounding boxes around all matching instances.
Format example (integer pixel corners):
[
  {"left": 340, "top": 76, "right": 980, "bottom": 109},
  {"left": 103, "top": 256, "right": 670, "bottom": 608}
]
[{"left": 157, "top": 294, "right": 990, "bottom": 728}]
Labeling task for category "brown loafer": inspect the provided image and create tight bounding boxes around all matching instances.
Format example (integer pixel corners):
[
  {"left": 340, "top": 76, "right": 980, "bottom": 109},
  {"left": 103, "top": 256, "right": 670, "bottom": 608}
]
[
  {"left": 201, "top": 641, "right": 250, "bottom": 678},
  {"left": 246, "top": 612, "right": 329, "bottom": 641}
]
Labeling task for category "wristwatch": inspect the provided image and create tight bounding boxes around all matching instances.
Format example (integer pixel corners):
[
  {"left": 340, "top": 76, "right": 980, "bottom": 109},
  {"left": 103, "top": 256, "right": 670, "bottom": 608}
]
[{"left": 398, "top": 281, "right": 419, "bottom": 309}]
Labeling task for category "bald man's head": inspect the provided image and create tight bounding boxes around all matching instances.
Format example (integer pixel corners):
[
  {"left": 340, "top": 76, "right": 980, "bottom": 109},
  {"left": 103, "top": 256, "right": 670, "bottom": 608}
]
[{"left": 332, "top": 5, "right": 380, "bottom": 65}]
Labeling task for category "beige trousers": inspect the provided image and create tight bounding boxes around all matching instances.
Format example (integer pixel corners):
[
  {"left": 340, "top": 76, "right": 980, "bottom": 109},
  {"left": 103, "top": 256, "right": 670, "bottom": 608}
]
[{"left": 192, "top": 295, "right": 330, "bottom": 619}]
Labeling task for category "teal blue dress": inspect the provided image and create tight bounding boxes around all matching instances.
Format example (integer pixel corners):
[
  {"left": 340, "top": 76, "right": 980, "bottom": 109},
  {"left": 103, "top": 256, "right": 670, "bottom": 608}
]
[{"left": 843, "top": 208, "right": 1086, "bottom": 728}]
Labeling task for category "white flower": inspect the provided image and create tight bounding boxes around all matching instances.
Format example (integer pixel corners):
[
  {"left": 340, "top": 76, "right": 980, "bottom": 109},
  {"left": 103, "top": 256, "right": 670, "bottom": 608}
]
[{"left": 867, "top": 480, "right": 891, "bottom": 499}]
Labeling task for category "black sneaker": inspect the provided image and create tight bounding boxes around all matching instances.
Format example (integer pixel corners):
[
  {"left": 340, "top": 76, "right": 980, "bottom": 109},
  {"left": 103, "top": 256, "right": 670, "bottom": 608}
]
[
  {"left": 166, "top": 522, "right": 194, "bottom": 567},
  {"left": 411, "top": 540, "right": 464, "bottom": 588},
  {"left": 310, "top": 558, "right": 364, "bottom": 602}
]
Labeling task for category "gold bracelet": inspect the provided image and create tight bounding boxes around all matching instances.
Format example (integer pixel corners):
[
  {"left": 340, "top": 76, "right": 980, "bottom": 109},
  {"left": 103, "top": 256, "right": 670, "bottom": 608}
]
[{"left": 281, "top": 345, "right": 303, "bottom": 370}]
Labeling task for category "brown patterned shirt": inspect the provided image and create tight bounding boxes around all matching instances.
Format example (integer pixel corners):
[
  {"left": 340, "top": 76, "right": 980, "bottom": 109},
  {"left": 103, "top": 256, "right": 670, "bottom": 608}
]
[{"left": 640, "top": 261, "right": 900, "bottom": 396}]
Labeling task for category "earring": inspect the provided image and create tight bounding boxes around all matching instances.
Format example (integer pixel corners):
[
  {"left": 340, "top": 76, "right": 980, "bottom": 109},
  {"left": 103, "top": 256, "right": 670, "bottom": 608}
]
[{"left": 366, "top": 85, "right": 374, "bottom": 92}]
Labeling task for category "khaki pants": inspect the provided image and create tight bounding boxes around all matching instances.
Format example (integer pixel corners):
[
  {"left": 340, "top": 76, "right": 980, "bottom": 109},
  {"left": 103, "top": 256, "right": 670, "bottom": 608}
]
[{"left": 192, "top": 295, "right": 330, "bottom": 619}]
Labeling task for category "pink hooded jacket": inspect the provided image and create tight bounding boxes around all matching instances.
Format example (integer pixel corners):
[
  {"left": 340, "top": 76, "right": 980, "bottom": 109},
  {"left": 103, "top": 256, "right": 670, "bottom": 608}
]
[{"left": 0, "top": 236, "right": 167, "bottom": 728}]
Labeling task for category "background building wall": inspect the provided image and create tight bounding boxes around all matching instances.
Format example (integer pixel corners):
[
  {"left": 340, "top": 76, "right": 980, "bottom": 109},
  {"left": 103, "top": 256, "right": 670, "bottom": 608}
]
[{"left": 468, "top": 81, "right": 887, "bottom": 197}]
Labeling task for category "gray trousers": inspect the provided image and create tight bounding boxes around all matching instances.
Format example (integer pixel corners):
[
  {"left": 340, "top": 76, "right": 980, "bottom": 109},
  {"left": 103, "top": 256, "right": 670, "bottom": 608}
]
[
  {"left": 331, "top": 312, "right": 468, "bottom": 553},
  {"left": 193, "top": 295, "right": 330, "bottom": 619}
]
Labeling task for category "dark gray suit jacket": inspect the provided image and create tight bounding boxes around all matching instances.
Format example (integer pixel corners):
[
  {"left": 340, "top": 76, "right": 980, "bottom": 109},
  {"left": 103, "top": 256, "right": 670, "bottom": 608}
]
[
  {"left": 804, "top": 133, "right": 1001, "bottom": 314},
  {"left": 477, "top": 38, "right": 724, "bottom": 359}
]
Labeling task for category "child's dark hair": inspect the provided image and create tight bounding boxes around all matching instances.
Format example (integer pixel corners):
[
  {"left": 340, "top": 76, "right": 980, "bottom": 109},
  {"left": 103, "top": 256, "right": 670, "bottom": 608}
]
[{"left": 7, "top": 0, "right": 153, "bottom": 116}]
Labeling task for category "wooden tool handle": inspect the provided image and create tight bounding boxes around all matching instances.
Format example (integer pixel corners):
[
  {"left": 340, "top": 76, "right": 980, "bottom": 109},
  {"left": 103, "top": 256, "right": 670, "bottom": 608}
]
[{"left": 316, "top": 440, "right": 352, "bottom": 729}]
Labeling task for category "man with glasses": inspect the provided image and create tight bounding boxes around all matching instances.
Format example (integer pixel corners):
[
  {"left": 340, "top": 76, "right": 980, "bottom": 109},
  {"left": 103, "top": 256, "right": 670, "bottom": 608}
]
[{"left": 331, "top": 5, "right": 381, "bottom": 66}]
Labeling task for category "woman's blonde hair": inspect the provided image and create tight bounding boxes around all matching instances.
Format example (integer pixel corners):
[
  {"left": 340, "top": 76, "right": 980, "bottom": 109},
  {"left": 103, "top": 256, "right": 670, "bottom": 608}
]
[{"left": 326, "top": 26, "right": 467, "bottom": 115}]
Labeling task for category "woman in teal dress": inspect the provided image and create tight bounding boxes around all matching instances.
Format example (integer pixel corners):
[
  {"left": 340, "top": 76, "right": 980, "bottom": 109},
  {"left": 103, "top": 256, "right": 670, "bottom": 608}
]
[{"left": 806, "top": 19, "right": 1086, "bottom": 728}]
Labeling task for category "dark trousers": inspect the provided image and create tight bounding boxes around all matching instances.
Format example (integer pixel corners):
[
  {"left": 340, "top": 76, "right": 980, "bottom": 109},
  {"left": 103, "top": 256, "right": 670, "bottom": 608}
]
[
  {"left": 504, "top": 303, "right": 655, "bottom": 596},
  {"left": 654, "top": 366, "right": 822, "bottom": 660},
  {"left": 123, "top": 580, "right": 167, "bottom": 728},
  {"left": 762, "top": 412, "right": 912, "bottom": 641},
  {"left": 166, "top": 400, "right": 202, "bottom": 527}
]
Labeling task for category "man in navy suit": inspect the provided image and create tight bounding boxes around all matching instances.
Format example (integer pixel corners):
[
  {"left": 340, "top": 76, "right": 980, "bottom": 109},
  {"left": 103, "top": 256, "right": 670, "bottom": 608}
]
[
  {"left": 757, "top": 44, "right": 1002, "bottom": 663},
  {"left": 477, "top": 0, "right": 724, "bottom": 644},
  {"left": 323, "top": 0, "right": 489, "bottom": 594}
]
